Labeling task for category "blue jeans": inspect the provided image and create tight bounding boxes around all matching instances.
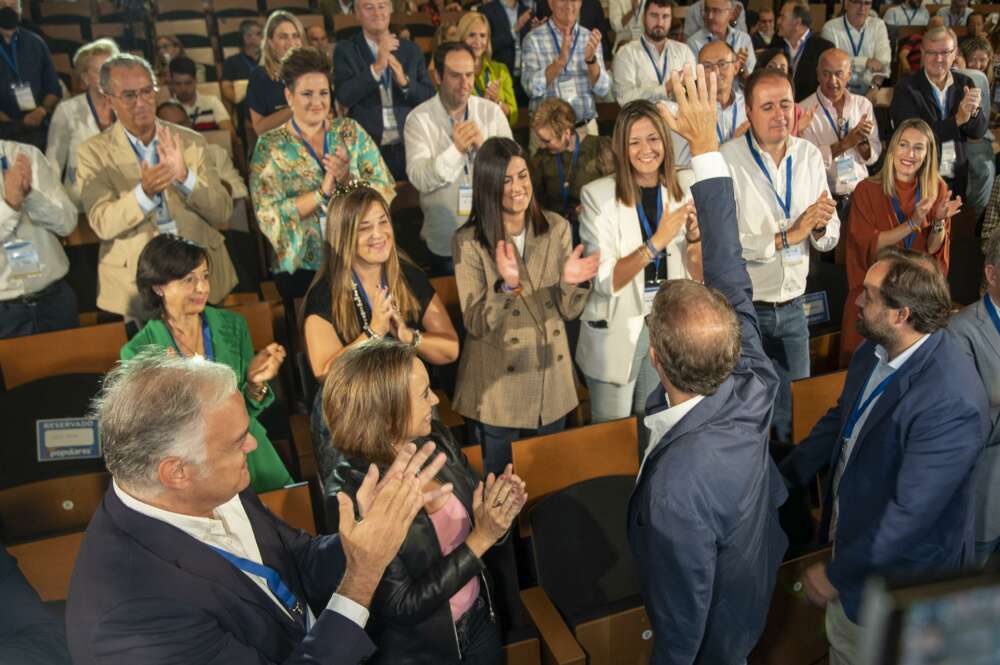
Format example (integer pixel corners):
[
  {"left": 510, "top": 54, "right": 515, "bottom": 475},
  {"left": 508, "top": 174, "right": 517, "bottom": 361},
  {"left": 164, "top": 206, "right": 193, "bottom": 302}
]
[
  {"left": 754, "top": 298, "right": 810, "bottom": 443},
  {"left": 455, "top": 594, "right": 502, "bottom": 664},
  {"left": 0, "top": 278, "right": 78, "bottom": 340},
  {"left": 975, "top": 537, "right": 1000, "bottom": 567},
  {"left": 471, "top": 416, "right": 567, "bottom": 477}
]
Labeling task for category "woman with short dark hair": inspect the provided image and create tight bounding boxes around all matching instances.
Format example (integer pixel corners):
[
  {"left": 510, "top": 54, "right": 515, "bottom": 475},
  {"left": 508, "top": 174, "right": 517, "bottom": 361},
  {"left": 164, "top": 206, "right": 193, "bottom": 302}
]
[
  {"left": 452, "top": 137, "right": 598, "bottom": 476},
  {"left": 121, "top": 234, "right": 293, "bottom": 492},
  {"left": 323, "top": 338, "right": 526, "bottom": 665},
  {"left": 251, "top": 46, "right": 394, "bottom": 303}
]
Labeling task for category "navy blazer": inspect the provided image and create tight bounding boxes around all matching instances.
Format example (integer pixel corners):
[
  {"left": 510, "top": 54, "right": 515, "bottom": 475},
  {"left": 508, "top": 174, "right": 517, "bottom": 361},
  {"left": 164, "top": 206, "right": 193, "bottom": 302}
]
[
  {"left": 66, "top": 487, "right": 376, "bottom": 665},
  {"left": 479, "top": 0, "right": 531, "bottom": 78},
  {"left": 0, "top": 545, "right": 70, "bottom": 664},
  {"left": 786, "top": 33, "right": 834, "bottom": 102},
  {"left": 628, "top": 169, "right": 789, "bottom": 665},
  {"left": 889, "top": 70, "right": 988, "bottom": 181},
  {"left": 781, "top": 332, "right": 988, "bottom": 623},
  {"left": 333, "top": 32, "right": 434, "bottom": 146}
]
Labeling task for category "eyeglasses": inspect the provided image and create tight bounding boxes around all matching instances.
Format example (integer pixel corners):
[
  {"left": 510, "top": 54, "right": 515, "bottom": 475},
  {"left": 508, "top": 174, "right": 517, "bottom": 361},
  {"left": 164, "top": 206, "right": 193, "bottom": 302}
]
[
  {"left": 924, "top": 47, "right": 955, "bottom": 58},
  {"left": 704, "top": 6, "right": 730, "bottom": 15},
  {"left": 701, "top": 59, "right": 734, "bottom": 72},
  {"left": 109, "top": 85, "right": 158, "bottom": 106}
]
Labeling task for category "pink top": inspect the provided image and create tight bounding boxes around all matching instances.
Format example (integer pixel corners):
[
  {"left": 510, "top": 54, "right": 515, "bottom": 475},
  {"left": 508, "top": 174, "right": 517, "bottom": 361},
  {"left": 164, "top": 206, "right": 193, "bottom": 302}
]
[{"left": 428, "top": 494, "right": 480, "bottom": 621}]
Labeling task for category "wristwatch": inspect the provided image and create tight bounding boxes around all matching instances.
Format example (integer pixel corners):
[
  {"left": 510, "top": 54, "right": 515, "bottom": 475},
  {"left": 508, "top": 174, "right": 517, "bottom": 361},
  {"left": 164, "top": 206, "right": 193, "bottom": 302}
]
[
  {"left": 411, "top": 329, "right": 422, "bottom": 348},
  {"left": 933, "top": 220, "right": 947, "bottom": 233}
]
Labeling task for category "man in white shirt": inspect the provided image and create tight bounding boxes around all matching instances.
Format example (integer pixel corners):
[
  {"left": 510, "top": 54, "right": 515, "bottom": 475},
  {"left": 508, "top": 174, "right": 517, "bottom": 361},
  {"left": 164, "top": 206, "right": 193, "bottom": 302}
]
[
  {"left": 167, "top": 56, "right": 233, "bottom": 132},
  {"left": 720, "top": 67, "right": 840, "bottom": 444},
  {"left": 800, "top": 48, "right": 881, "bottom": 209},
  {"left": 0, "top": 141, "right": 78, "bottom": 339},
  {"left": 66, "top": 351, "right": 450, "bottom": 665},
  {"left": 698, "top": 41, "right": 748, "bottom": 144},
  {"left": 820, "top": 0, "right": 891, "bottom": 95},
  {"left": 405, "top": 42, "right": 512, "bottom": 276},
  {"left": 687, "top": 0, "right": 756, "bottom": 75},
  {"left": 683, "top": 0, "right": 747, "bottom": 38},
  {"left": 612, "top": 0, "right": 696, "bottom": 104},
  {"left": 937, "top": 0, "right": 973, "bottom": 27},
  {"left": 883, "top": 0, "right": 930, "bottom": 27}
]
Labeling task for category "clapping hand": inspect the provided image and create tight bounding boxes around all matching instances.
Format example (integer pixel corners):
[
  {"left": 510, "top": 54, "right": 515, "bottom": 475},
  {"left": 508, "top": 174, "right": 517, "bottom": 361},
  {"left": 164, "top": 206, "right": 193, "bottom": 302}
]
[
  {"left": 583, "top": 29, "right": 602, "bottom": 63},
  {"left": 658, "top": 65, "right": 718, "bottom": 156},
  {"left": 355, "top": 441, "right": 453, "bottom": 517},
  {"left": 910, "top": 195, "right": 935, "bottom": 228},
  {"left": 562, "top": 244, "right": 600, "bottom": 285},
  {"left": 795, "top": 106, "right": 815, "bottom": 137},
  {"left": 957, "top": 86, "right": 982, "bottom": 124},
  {"left": 930, "top": 187, "right": 962, "bottom": 223},
  {"left": 2, "top": 153, "right": 31, "bottom": 209},
  {"left": 368, "top": 285, "right": 394, "bottom": 337},
  {"left": 247, "top": 342, "right": 287, "bottom": 386},
  {"left": 140, "top": 161, "right": 174, "bottom": 198},
  {"left": 485, "top": 79, "right": 502, "bottom": 104},
  {"left": 452, "top": 120, "right": 483, "bottom": 153},
  {"left": 496, "top": 240, "right": 520, "bottom": 289},
  {"left": 735, "top": 47, "right": 749, "bottom": 72},
  {"left": 322, "top": 145, "right": 350, "bottom": 192},
  {"left": 156, "top": 126, "right": 189, "bottom": 183},
  {"left": 467, "top": 465, "right": 528, "bottom": 555}
]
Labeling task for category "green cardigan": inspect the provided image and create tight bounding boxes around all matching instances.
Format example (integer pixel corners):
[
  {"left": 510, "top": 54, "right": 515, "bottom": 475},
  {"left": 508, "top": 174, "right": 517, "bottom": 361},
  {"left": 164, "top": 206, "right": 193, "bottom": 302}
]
[{"left": 120, "top": 306, "right": 294, "bottom": 493}]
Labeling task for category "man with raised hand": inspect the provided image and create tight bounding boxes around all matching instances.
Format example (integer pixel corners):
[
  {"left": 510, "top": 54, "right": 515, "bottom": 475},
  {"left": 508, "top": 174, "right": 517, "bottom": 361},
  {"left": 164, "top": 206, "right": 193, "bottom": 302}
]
[{"left": 629, "top": 64, "right": 788, "bottom": 665}]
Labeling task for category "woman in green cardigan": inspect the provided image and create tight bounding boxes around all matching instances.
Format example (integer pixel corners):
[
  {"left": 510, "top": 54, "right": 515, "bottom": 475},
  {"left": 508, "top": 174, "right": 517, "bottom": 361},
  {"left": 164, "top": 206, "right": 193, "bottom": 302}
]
[
  {"left": 120, "top": 235, "right": 294, "bottom": 493},
  {"left": 456, "top": 12, "right": 518, "bottom": 125}
]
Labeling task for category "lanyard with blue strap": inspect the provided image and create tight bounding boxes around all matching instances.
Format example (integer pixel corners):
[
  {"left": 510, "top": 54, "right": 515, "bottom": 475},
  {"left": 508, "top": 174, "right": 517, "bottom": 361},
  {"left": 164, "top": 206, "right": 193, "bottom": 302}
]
[
  {"left": 291, "top": 117, "right": 331, "bottom": 173},
  {"left": 843, "top": 16, "right": 865, "bottom": 57},
  {"left": 450, "top": 105, "right": 472, "bottom": 176},
  {"left": 86, "top": 91, "right": 113, "bottom": 129},
  {"left": 985, "top": 293, "right": 1000, "bottom": 337},
  {"left": 933, "top": 85, "right": 952, "bottom": 121},
  {"left": 640, "top": 37, "right": 669, "bottom": 85},
  {"left": 208, "top": 546, "right": 304, "bottom": 619},
  {"left": 636, "top": 186, "right": 664, "bottom": 277},
  {"left": 817, "top": 99, "right": 847, "bottom": 140},
  {"left": 889, "top": 184, "right": 921, "bottom": 250},
  {"left": 554, "top": 133, "right": 580, "bottom": 216},
  {"left": 716, "top": 101, "right": 738, "bottom": 143},
  {"left": 0, "top": 32, "right": 19, "bottom": 81},
  {"left": 745, "top": 132, "right": 792, "bottom": 218},
  {"left": 902, "top": 7, "right": 917, "bottom": 24},
  {"left": 784, "top": 29, "right": 810, "bottom": 72},
  {"left": 168, "top": 314, "right": 215, "bottom": 360},
  {"left": 547, "top": 22, "right": 581, "bottom": 74},
  {"left": 475, "top": 66, "right": 492, "bottom": 96},
  {"left": 840, "top": 363, "right": 897, "bottom": 442}
]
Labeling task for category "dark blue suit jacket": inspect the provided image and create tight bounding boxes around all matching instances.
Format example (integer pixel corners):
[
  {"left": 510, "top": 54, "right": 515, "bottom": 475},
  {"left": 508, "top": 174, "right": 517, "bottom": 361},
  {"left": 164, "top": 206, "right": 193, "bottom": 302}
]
[
  {"left": 781, "top": 334, "right": 988, "bottom": 622},
  {"left": 66, "top": 487, "right": 376, "bottom": 665},
  {"left": 628, "top": 169, "right": 789, "bottom": 665},
  {"left": 479, "top": 0, "right": 531, "bottom": 78},
  {"left": 0, "top": 545, "right": 70, "bottom": 665},
  {"left": 333, "top": 32, "right": 434, "bottom": 145}
]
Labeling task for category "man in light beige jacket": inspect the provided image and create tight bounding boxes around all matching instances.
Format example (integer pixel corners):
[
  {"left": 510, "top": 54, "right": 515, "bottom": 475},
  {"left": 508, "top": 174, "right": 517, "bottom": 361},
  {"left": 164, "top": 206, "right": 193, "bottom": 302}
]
[{"left": 77, "top": 53, "right": 236, "bottom": 321}]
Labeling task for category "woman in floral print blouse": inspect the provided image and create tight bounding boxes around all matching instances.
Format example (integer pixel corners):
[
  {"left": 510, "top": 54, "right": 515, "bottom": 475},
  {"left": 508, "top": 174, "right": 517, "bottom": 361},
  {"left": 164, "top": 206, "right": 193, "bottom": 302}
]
[{"left": 250, "top": 46, "right": 396, "bottom": 302}]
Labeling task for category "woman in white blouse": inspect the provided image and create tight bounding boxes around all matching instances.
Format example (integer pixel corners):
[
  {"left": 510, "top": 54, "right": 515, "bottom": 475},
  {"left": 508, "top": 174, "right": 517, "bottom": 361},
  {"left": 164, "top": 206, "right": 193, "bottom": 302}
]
[
  {"left": 46, "top": 38, "right": 119, "bottom": 211},
  {"left": 577, "top": 99, "right": 701, "bottom": 426}
]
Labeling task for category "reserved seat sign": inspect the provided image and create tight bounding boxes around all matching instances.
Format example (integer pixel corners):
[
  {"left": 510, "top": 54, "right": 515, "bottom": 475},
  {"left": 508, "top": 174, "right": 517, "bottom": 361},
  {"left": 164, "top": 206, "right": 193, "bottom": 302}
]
[{"left": 36, "top": 418, "right": 102, "bottom": 462}]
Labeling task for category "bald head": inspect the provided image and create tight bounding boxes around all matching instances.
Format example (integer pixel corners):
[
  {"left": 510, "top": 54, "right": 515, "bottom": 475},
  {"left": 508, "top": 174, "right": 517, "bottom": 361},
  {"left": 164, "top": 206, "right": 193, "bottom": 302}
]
[
  {"left": 817, "top": 48, "right": 851, "bottom": 102},
  {"left": 698, "top": 41, "right": 737, "bottom": 101}
]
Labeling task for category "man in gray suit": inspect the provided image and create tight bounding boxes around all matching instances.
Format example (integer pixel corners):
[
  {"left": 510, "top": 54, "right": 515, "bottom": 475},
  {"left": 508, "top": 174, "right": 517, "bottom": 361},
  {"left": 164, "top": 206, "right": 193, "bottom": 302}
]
[{"left": 949, "top": 234, "right": 1000, "bottom": 566}]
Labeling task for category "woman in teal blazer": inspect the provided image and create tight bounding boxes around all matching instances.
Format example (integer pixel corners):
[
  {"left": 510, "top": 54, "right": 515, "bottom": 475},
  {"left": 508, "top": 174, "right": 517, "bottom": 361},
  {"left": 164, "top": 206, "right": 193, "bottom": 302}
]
[{"left": 121, "top": 235, "right": 293, "bottom": 493}]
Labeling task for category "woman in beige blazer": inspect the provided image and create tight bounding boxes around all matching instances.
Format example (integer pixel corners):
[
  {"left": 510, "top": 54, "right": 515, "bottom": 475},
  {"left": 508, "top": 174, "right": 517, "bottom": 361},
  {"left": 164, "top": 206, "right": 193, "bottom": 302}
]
[
  {"left": 576, "top": 100, "right": 701, "bottom": 427},
  {"left": 452, "top": 137, "right": 599, "bottom": 476}
]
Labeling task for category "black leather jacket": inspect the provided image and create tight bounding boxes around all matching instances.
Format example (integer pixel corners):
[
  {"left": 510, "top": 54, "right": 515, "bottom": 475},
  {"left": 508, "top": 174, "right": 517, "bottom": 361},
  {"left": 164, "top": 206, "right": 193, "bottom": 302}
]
[{"left": 338, "top": 423, "right": 497, "bottom": 665}]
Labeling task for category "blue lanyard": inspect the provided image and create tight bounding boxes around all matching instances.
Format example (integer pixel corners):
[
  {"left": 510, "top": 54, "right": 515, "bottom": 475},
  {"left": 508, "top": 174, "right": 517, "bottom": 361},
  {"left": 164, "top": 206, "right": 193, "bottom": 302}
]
[
  {"left": 640, "top": 37, "right": 669, "bottom": 85},
  {"left": 889, "top": 183, "right": 921, "bottom": 250},
  {"left": 902, "top": 7, "right": 917, "bottom": 24},
  {"left": 818, "top": 99, "right": 847, "bottom": 140},
  {"left": 86, "top": 92, "right": 112, "bottom": 129},
  {"left": 985, "top": 293, "right": 1000, "bottom": 338},
  {"left": 784, "top": 30, "right": 809, "bottom": 71},
  {"left": 841, "top": 363, "right": 896, "bottom": 441},
  {"left": 450, "top": 106, "right": 471, "bottom": 175},
  {"left": 716, "top": 101, "right": 738, "bottom": 143},
  {"left": 475, "top": 66, "right": 491, "bottom": 96},
  {"left": 208, "top": 546, "right": 302, "bottom": 616},
  {"left": 745, "top": 132, "right": 792, "bottom": 218},
  {"left": 843, "top": 16, "right": 865, "bottom": 57},
  {"left": 127, "top": 135, "right": 167, "bottom": 209},
  {"left": 291, "top": 118, "right": 330, "bottom": 173},
  {"left": 1, "top": 155, "right": 8, "bottom": 172},
  {"left": 554, "top": 133, "right": 580, "bottom": 215},
  {"left": 932, "top": 86, "right": 951, "bottom": 121},
  {"left": 0, "top": 32, "right": 19, "bottom": 81},
  {"left": 547, "top": 22, "right": 581, "bottom": 69},
  {"left": 636, "top": 186, "right": 663, "bottom": 275},
  {"left": 352, "top": 270, "right": 387, "bottom": 316}
]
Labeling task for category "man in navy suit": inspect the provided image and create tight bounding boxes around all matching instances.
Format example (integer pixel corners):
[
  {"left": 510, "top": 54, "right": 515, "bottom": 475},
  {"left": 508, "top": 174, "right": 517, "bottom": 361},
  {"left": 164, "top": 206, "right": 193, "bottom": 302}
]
[
  {"left": 781, "top": 249, "right": 988, "bottom": 664},
  {"left": 67, "top": 351, "right": 450, "bottom": 665},
  {"left": 333, "top": 0, "right": 434, "bottom": 181},
  {"left": 1, "top": 545, "right": 70, "bottom": 664},
  {"left": 628, "top": 66, "right": 788, "bottom": 665}
]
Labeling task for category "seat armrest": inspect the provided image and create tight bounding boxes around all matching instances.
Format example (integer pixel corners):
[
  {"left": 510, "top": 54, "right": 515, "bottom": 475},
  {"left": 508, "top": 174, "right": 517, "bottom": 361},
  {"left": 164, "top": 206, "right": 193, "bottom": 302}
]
[{"left": 520, "top": 587, "right": 586, "bottom": 665}]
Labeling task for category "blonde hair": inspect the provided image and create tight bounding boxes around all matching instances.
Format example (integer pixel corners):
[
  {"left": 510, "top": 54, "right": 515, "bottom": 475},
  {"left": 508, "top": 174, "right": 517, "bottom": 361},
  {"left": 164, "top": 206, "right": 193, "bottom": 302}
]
[
  {"left": 262, "top": 10, "right": 305, "bottom": 79},
  {"left": 875, "top": 118, "right": 940, "bottom": 202},
  {"left": 455, "top": 12, "right": 492, "bottom": 61},
  {"left": 73, "top": 38, "right": 119, "bottom": 72},
  {"left": 612, "top": 100, "right": 683, "bottom": 207},
  {"left": 531, "top": 96, "right": 577, "bottom": 134},
  {"left": 310, "top": 186, "right": 421, "bottom": 344}
]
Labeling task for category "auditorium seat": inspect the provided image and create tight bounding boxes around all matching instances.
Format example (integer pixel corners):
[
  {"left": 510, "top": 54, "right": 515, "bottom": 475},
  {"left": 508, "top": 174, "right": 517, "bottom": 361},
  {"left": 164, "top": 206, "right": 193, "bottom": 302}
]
[
  {"left": 155, "top": 18, "right": 213, "bottom": 49},
  {"left": 0, "top": 472, "right": 109, "bottom": 544},
  {"left": 38, "top": 23, "right": 84, "bottom": 57},
  {"left": 0, "top": 323, "right": 126, "bottom": 389},
  {"left": 7, "top": 531, "right": 85, "bottom": 602},
  {"left": 523, "top": 475, "right": 650, "bottom": 665},
  {"left": 259, "top": 481, "right": 317, "bottom": 534},
  {"left": 265, "top": 0, "right": 313, "bottom": 14},
  {"left": 791, "top": 370, "right": 847, "bottom": 445},
  {"left": 157, "top": 0, "right": 209, "bottom": 20},
  {"left": 212, "top": 0, "right": 262, "bottom": 17}
]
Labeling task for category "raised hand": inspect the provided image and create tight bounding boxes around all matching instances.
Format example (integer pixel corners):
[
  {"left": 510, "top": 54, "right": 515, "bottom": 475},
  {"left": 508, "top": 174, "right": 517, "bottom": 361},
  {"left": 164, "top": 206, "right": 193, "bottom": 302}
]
[
  {"left": 911, "top": 195, "right": 935, "bottom": 228},
  {"left": 156, "top": 126, "right": 189, "bottom": 183},
  {"left": 659, "top": 65, "right": 718, "bottom": 156},
  {"left": 496, "top": 239, "right": 520, "bottom": 289},
  {"left": 452, "top": 121, "right": 482, "bottom": 153},
  {"left": 734, "top": 120, "right": 751, "bottom": 138},
  {"left": 13, "top": 153, "right": 31, "bottom": 197},
  {"left": 516, "top": 8, "right": 532, "bottom": 30},
  {"left": 957, "top": 86, "right": 982, "bottom": 124},
  {"left": 368, "top": 284, "right": 394, "bottom": 336},
  {"left": 651, "top": 200, "right": 697, "bottom": 251},
  {"left": 485, "top": 79, "right": 502, "bottom": 104},
  {"left": 931, "top": 187, "right": 962, "bottom": 222},
  {"left": 735, "top": 47, "right": 749, "bottom": 72},
  {"left": 356, "top": 441, "right": 452, "bottom": 517},
  {"left": 583, "top": 29, "right": 602, "bottom": 63},
  {"left": 2, "top": 153, "right": 28, "bottom": 209},
  {"left": 374, "top": 32, "right": 401, "bottom": 72},
  {"left": 140, "top": 161, "right": 174, "bottom": 198},
  {"left": 322, "top": 145, "right": 350, "bottom": 190},
  {"left": 467, "top": 466, "right": 528, "bottom": 555},
  {"left": 794, "top": 105, "right": 815, "bottom": 137},
  {"left": 684, "top": 208, "right": 701, "bottom": 242},
  {"left": 247, "top": 342, "right": 287, "bottom": 385},
  {"left": 562, "top": 244, "right": 600, "bottom": 284}
]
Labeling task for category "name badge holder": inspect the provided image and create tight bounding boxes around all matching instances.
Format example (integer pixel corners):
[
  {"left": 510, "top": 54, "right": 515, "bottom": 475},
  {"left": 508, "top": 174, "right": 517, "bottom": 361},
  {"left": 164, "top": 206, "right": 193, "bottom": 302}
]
[
  {"left": 452, "top": 107, "right": 474, "bottom": 217},
  {"left": 4, "top": 238, "right": 42, "bottom": 278},
  {"left": 548, "top": 23, "right": 580, "bottom": 97},
  {"left": 0, "top": 35, "right": 36, "bottom": 112}
]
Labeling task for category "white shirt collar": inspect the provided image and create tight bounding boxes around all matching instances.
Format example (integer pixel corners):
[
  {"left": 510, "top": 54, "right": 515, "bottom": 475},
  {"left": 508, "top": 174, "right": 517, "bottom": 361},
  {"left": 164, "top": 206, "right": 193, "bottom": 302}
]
[
  {"left": 113, "top": 479, "right": 239, "bottom": 541},
  {"left": 122, "top": 123, "right": 157, "bottom": 151},
  {"left": 873, "top": 333, "right": 931, "bottom": 370},
  {"left": 924, "top": 68, "right": 954, "bottom": 93},
  {"left": 816, "top": 88, "right": 854, "bottom": 114},
  {"left": 639, "top": 389, "right": 706, "bottom": 478}
]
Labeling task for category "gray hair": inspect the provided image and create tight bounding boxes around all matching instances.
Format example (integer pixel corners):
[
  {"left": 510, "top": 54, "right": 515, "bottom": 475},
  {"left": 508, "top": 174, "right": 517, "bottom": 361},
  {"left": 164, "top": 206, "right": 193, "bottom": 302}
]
[
  {"left": 99, "top": 53, "right": 155, "bottom": 96},
  {"left": 73, "top": 38, "right": 119, "bottom": 71},
  {"left": 923, "top": 25, "right": 958, "bottom": 47},
  {"left": 93, "top": 350, "right": 238, "bottom": 494},
  {"left": 985, "top": 233, "right": 1000, "bottom": 267}
]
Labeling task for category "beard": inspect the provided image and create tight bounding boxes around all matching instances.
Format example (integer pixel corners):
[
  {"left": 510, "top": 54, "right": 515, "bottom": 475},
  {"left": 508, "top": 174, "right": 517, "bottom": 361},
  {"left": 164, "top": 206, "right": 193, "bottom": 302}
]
[
  {"left": 645, "top": 26, "right": 667, "bottom": 41},
  {"left": 856, "top": 312, "right": 894, "bottom": 348}
]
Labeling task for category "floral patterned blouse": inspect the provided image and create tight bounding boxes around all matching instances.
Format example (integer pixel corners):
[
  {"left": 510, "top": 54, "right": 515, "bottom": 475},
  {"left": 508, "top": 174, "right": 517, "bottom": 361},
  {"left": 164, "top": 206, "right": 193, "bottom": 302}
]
[{"left": 249, "top": 116, "right": 396, "bottom": 274}]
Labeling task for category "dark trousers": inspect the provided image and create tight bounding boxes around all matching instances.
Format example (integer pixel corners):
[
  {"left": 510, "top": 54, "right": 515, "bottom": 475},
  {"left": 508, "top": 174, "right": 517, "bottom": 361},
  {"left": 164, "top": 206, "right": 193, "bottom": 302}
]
[
  {"left": 0, "top": 278, "right": 78, "bottom": 339},
  {"left": 379, "top": 142, "right": 407, "bottom": 182},
  {"left": 471, "top": 416, "right": 567, "bottom": 477},
  {"left": 273, "top": 269, "right": 316, "bottom": 304},
  {"left": 427, "top": 251, "right": 455, "bottom": 277},
  {"left": 456, "top": 595, "right": 503, "bottom": 665}
]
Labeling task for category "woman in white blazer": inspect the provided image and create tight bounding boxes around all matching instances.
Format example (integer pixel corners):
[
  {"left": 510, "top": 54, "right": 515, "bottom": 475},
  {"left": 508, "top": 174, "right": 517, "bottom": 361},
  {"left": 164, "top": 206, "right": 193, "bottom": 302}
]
[{"left": 577, "top": 100, "right": 702, "bottom": 425}]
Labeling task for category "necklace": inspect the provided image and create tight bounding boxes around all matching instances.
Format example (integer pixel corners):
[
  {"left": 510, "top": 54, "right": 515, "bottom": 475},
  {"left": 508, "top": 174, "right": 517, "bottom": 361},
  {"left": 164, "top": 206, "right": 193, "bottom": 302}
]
[
  {"left": 167, "top": 318, "right": 203, "bottom": 357},
  {"left": 351, "top": 281, "right": 370, "bottom": 329}
]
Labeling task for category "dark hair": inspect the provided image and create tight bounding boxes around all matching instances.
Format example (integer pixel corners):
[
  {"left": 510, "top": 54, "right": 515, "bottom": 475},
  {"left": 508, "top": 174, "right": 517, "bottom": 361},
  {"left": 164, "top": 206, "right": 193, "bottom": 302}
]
[
  {"left": 279, "top": 46, "right": 330, "bottom": 89},
  {"left": 433, "top": 41, "right": 476, "bottom": 77},
  {"left": 463, "top": 137, "right": 549, "bottom": 254},
  {"left": 136, "top": 235, "right": 210, "bottom": 319},
  {"left": 239, "top": 18, "right": 261, "bottom": 43},
  {"left": 644, "top": 0, "right": 676, "bottom": 14},
  {"left": 744, "top": 65, "right": 794, "bottom": 106},
  {"left": 648, "top": 280, "right": 741, "bottom": 395},
  {"left": 156, "top": 100, "right": 189, "bottom": 125},
  {"left": 782, "top": 0, "right": 813, "bottom": 27},
  {"left": 168, "top": 55, "right": 197, "bottom": 78},
  {"left": 875, "top": 247, "right": 952, "bottom": 334}
]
